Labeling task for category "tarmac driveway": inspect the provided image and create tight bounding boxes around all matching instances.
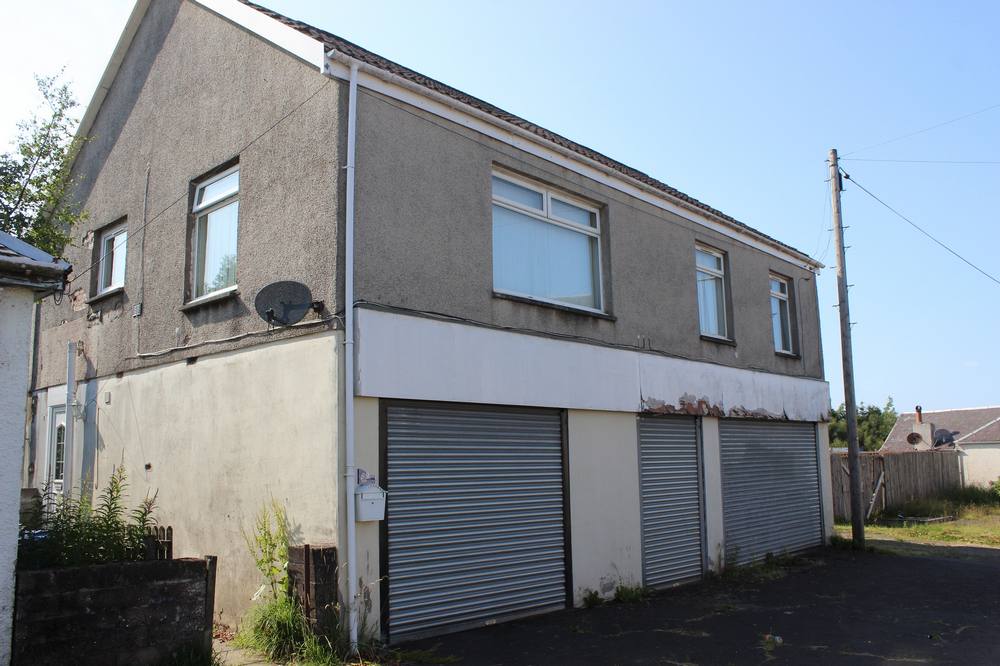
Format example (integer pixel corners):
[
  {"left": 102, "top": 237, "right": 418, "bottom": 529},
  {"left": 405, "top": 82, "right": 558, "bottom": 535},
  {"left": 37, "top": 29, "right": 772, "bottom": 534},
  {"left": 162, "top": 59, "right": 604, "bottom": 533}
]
[{"left": 401, "top": 544, "right": 1000, "bottom": 665}]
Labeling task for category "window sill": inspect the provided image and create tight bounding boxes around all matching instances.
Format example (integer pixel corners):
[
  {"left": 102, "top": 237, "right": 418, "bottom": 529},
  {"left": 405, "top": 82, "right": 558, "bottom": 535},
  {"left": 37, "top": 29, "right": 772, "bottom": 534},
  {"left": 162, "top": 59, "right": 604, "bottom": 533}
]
[
  {"left": 492, "top": 291, "right": 616, "bottom": 321},
  {"left": 86, "top": 286, "right": 125, "bottom": 305},
  {"left": 181, "top": 286, "right": 239, "bottom": 312},
  {"left": 775, "top": 350, "right": 801, "bottom": 360},
  {"left": 700, "top": 334, "right": 736, "bottom": 347}
]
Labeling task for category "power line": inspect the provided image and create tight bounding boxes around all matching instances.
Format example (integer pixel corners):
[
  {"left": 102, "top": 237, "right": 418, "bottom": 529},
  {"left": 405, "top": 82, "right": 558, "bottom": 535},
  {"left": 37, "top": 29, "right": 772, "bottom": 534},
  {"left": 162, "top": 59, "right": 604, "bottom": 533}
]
[
  {"left": 66, "top": 79, "right": 331, "bottom": 288},
  {"left": 841, "top": 169, "right": 1000, "bottom": 287},
  {"left": 841, "top": 157, "right": 1000, "bottom": 165},
  {"left": 841, "top": 101, "right": 1000, "bottom": 157}
]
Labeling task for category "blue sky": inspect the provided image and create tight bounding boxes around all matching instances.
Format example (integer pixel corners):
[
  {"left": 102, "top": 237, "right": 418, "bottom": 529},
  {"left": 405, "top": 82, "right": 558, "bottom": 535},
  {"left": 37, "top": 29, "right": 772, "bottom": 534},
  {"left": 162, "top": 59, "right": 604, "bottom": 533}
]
[{"left": 3, "top": 1, "right": 998, "bottom": 413}]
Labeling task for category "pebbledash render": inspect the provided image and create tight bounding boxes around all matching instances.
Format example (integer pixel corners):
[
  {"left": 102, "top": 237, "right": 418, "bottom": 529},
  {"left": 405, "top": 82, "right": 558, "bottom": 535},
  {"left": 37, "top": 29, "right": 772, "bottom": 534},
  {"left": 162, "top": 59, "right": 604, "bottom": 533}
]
[{"left": 24, "top": 0, "right": 834, "bottom": 642}]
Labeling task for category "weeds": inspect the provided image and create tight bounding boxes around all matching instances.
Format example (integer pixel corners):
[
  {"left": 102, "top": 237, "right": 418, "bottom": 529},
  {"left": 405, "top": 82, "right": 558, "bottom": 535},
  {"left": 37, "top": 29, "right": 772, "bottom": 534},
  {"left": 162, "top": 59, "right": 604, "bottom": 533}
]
[
  {"left": 613, "top": 584, "right": 649, "bottom": 603},
  {"left": 17, "top": 466, "right": 157, "bottom": 570},
  {"left": 581, "top": 588, "right": 603, "bottom": 608},
  {"left": 243, "top": 499, "right": 290, "bottom": 599}
]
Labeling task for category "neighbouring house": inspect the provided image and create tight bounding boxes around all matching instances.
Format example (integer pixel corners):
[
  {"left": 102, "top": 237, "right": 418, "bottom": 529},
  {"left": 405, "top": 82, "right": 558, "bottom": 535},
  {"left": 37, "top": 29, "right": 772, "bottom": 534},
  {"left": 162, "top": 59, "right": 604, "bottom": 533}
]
[
  {"left": 22, "top": 0, "right": 833, "bottom": 643},
  {"left": 882, "top": 405, "right": 1000, "bottom": 486},
  {"left": 0, "top": 232, "right": 70, "bottom": 663}
]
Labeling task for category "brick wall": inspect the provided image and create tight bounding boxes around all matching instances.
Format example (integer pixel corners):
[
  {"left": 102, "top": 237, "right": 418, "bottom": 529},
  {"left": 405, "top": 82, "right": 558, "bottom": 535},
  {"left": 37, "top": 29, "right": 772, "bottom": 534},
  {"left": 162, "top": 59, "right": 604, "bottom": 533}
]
[{"left": 13, "top": 556, "right": 216, "bottom": 665}]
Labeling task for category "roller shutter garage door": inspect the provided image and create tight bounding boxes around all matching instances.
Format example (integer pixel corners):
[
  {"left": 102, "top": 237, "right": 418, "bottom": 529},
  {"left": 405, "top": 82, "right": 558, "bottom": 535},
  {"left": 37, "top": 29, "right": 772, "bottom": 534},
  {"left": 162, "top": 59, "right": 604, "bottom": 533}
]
[
  {"left": 720, "top": 420, "right": 822, "bottom": 565},
  {"left": 638, "top": 416, "right": 704, "bottom": 587},
  {"left": 385, "top": 404, "right": 567, "bottom": 641}
]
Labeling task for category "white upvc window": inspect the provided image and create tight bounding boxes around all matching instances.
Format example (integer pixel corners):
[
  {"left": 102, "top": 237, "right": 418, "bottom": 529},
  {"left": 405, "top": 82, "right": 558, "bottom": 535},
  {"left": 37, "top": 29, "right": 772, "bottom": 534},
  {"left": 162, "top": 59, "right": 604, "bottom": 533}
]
[
  {"left": 491, "top": 172, "right": 602, "bottom": 312},
  {"left": 770, "top": 274, "right": 794, "bottom": 353},
  {"left": 97, "top": 222, "right": 128, "bottom": 293},
  {"left": 192, "top": 166, "right": 239, "bottom": 299},
  {"left": 695, "top": 246, "right": 729, "bottom": 338}
]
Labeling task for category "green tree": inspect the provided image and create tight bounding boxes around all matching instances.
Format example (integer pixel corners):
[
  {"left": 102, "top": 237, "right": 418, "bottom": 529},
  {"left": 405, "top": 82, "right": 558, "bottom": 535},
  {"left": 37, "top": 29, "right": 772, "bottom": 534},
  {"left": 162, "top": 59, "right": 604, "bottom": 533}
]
[
  {"left": 829, "top": 396, "right": 898, "bottom": 451},
  {"left": 0, "top": 72, "right": 87, "bottom": 256}
]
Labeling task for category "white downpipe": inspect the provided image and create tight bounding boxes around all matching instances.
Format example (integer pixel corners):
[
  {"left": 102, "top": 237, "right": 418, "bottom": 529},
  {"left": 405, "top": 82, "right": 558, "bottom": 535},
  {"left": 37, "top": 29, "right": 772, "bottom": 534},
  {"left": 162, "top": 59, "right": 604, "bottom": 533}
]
[{"left": 343, "top": 59, "right": 360, "bottom": 652}]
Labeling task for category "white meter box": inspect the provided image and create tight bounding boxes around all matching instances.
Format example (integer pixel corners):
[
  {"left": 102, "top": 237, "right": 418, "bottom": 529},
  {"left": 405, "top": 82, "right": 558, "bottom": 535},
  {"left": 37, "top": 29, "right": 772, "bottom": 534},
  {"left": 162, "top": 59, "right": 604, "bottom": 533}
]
[{"left": 355, "top": 485, "right": 387, "bottom": 522}]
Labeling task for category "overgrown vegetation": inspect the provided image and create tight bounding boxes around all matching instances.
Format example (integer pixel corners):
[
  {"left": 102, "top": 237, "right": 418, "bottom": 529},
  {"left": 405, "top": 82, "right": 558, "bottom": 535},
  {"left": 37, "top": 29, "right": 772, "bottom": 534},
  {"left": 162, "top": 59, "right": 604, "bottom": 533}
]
[
  {"left": 837, "top": 482, "right": 1000, "bottom": 548},
  {"left": 828, "top": 396, "right": 897, "bottom": 451},
  {"left": 581, "top": 588, "right": 603, "bottom": 608},
  {"left": 233, "top": 501, "right": 397, "bottom": 665},
  {"left": 1, "top": 71, "right": 88, "bottom": 256},
  {"left": 18, "top": 466, "right": 157, "bottom": 570},
  {"left": 612, "top": 584, "right": 649, "bottom": 603}
]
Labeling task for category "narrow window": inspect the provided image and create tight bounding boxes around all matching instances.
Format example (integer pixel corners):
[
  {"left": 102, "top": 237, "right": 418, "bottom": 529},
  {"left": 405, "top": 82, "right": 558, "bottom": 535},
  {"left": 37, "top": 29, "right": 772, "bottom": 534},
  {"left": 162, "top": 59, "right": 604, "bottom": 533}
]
[
  {"left": 53, "top": 424, "right": 65, "bottom": 484},
  {"left": 192, "top": 166, "right": 239, "bottom": 299},
  {"left": 97, "top": 222, "right": 128, "bottom": 293},
  {"left": 491, "top": 172, "right": 602, "bottom": 311},
  {"left": 770, "top": 275, "right": 794, "bottom": 353},
  {"left": 696, "top": 247, "right": 728, "bottom": 338}
]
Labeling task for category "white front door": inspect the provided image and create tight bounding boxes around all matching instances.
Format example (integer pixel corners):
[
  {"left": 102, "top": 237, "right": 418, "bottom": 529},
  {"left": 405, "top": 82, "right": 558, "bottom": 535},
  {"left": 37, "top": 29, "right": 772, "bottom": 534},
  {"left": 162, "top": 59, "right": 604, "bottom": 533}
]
[{"left": 47, "top": 407, "right": 67, "bottom": 495}]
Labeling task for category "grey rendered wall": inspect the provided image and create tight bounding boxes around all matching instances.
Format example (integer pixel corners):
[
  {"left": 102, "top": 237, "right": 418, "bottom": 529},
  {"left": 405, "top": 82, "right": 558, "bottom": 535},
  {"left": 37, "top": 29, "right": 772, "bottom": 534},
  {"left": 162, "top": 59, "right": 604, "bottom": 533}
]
[
  {"left": 33, "top": 0, "right": 342, "bottom": 390},
  {"left": 353, "top": 89, "right": 822, "bottom": 380}
]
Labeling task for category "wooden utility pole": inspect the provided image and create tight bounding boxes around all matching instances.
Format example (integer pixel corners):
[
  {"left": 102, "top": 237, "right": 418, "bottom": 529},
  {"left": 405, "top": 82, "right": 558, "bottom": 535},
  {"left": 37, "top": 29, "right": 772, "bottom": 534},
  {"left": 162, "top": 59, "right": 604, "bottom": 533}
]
[{"left": 829, "top": 148, "right": 865, "bottom": 547}]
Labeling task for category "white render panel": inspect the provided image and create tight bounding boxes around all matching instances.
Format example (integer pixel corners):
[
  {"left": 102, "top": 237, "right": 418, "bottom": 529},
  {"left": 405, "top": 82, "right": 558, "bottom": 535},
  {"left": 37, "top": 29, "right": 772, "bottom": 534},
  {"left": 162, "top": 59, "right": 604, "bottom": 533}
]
[
  {"left": 356, "top": 309, "right": 830, "bottom": 421},
  {"left": 0, "top": 286, "right": 34, "bottom": 665}
]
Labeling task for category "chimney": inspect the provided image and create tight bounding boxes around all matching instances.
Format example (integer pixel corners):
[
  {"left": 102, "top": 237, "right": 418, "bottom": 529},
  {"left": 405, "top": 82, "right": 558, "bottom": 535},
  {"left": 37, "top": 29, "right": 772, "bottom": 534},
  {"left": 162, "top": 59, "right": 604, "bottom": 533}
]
[
  {"left": 915, "top": 405, "right": 923, "bottom": 424},
  {"left": 910, "top": 406, "right": 933, "bottom": 450}
]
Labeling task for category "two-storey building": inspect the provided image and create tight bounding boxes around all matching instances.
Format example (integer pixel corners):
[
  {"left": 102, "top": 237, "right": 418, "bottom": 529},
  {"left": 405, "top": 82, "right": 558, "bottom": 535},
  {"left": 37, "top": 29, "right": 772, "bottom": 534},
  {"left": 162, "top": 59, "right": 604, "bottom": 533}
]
[{"left": 24, "top": 0, "right": 833, "bottom": 642}]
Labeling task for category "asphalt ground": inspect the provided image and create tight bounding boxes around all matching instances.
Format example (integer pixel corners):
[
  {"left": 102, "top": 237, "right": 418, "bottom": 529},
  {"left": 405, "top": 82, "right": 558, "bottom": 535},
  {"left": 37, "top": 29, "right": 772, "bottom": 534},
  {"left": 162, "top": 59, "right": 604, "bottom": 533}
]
[{"left": 400, "top": 543, "right": 1000, "bottom": 665}]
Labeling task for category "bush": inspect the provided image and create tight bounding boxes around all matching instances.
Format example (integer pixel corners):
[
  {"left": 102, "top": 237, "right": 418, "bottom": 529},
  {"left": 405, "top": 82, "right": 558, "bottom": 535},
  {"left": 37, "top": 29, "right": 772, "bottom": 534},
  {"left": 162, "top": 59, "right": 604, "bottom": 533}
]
[
  {"left": 18, "top": 466, "right": 156, "bottom": 570},
  {"left": 886, "top": 484, "right": 1000, "bottom": 519}
]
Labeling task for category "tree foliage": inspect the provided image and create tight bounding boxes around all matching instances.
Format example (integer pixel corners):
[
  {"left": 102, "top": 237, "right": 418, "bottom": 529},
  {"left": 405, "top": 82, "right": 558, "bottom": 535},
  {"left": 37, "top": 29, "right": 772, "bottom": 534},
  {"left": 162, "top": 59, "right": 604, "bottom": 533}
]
[
  {"left": 0, "top": 72, "right": 87, "bottom": 256},
  {"left": 828, "top": 396, "right": 898, "bottom": 451}
]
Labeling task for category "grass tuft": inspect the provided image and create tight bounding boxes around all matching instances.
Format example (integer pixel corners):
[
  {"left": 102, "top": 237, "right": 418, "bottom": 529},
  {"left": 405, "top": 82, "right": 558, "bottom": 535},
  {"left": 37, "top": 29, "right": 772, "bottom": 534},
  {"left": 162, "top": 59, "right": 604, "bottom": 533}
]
[{"left": 613, "top": 584, "right": 649, "bottom": 603}]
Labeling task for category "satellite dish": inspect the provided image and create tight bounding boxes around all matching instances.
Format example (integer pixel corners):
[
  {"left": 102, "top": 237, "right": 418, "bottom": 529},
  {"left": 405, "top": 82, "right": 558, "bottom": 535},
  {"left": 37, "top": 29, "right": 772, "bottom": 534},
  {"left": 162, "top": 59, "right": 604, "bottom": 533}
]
[
  {"left": 254, "top": 281, "right": 314, "bottom": 326},
  {"left": 933, "top": 429, "right": 956, "bottom": 448}
]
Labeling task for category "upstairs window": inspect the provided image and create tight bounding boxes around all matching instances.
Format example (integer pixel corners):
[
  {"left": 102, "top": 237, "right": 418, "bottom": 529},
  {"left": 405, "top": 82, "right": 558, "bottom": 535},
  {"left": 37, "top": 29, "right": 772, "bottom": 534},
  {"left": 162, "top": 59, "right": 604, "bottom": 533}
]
[
  {"left": 192, "top": 166, "right": 239, "bottom": 299},
  {"left": 97, "top": 221, "right": 127, "bottom": 293},
  {"left": 770, "top": 274, "right": 795, "bottom": 353},
  {"left": 491, "top": 172, "right": 602, "bottom": 311},
  {"left": 696, "top": 246, "right": 729, "bottom": 339}
]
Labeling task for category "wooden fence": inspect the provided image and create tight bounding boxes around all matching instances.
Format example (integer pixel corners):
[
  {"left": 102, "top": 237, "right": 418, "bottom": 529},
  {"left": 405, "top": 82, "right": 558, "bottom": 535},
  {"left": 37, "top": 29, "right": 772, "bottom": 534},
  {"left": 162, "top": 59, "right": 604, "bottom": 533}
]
[{"left": 830, "top": 450, "right": 962, "bottom": 522}]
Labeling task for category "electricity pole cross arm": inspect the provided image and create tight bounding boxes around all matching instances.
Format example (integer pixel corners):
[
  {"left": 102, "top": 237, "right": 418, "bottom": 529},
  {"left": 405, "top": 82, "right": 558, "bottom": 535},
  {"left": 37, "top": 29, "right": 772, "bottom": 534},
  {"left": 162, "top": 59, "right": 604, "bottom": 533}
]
[{"left": 829, "top": 148, "right": 865, "bottom": 547}]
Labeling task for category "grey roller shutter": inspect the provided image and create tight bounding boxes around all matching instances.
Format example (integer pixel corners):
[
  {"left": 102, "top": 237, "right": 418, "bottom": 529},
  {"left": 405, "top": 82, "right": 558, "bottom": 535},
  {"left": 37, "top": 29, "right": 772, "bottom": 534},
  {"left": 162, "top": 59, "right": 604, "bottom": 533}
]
[
  {"left": 720, "top": 420, "right": 822, "bottom": 566},
  {"left": 638, "top": 416, "right": 704, "bottom": 587},
  {"left": 385, "top": 404, "right": 567, "bottom": 641}
]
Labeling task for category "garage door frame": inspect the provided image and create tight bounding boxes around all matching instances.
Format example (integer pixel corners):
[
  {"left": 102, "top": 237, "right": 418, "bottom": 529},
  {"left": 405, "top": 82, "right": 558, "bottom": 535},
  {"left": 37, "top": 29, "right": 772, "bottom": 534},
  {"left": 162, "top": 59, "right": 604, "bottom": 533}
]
[
  {"left": 378, "top": 399, "right": 573, "bottom": 642},
  {"left": 636, "top": 414, "right": 707, "bottom": 588}
]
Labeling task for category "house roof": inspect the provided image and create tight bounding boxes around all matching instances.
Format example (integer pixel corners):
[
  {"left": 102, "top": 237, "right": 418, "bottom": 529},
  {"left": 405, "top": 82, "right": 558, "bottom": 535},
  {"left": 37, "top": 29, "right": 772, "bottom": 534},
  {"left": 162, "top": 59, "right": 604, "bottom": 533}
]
[
  {"left": 882, "top": 406, "right": 1000, "bottom": 452},
  {"left": 0, "top": 231, "right": 71, "bottom": 290},
  {"left": 234, "top": 0, "right": 819, "bottom": 269}
]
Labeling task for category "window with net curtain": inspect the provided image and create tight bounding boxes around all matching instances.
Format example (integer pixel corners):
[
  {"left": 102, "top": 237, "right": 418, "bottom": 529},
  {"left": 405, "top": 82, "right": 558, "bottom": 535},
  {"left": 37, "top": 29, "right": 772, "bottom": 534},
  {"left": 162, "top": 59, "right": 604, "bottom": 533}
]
[
  {"left": 97, "top": 221, "right": 127, "bottom": 294},
  {"left": 491, "top": 173, "right": 602, "bottom": 311},
  {"left": 695, "top": 247, "right": 728, "bottom": 338},
  {"left": 191, "top": 166, "right": 239, "bottom": 299}
]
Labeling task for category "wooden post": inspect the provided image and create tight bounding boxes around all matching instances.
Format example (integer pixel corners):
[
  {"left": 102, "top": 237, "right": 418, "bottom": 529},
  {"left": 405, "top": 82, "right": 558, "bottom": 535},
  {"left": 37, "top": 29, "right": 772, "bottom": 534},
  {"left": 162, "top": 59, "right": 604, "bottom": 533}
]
[{"left": 830, "top": 148, "right": 865, "bottom": 547}]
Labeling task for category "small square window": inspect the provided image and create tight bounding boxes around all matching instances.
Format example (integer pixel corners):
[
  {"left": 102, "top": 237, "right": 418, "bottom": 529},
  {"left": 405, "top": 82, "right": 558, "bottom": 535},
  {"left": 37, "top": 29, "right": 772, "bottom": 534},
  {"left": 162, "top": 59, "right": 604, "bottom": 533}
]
[
  {"left": 191, "top": 166, "right": 239, "bottom": 300},
  {"left": 695, "top": 246, "right": 729, "bottom": 338},
  {"left": 97, "top": 222, "right": 128, "bottom": 294}
]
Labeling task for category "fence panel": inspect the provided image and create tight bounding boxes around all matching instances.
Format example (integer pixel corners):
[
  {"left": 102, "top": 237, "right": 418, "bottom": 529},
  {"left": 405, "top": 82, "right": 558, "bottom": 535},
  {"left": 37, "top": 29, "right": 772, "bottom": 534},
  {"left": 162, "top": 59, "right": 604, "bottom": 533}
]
[{"left": 829, "top": 450, "right": 961, "bottom": 522}]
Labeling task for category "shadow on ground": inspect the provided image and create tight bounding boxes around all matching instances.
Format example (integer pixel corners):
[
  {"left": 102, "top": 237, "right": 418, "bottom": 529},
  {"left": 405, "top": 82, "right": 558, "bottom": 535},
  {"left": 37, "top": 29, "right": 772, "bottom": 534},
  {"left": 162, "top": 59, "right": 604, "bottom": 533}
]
[{"left": 400, "top": 543, "right": 1000, "bottom": 665}]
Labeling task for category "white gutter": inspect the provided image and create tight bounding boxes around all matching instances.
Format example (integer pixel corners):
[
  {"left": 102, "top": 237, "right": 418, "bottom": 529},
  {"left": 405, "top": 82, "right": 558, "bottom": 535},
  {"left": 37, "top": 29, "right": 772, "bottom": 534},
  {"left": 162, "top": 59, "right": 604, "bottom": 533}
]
[{"left": 334, "top": 53, "right": 361, "bottom": 652}]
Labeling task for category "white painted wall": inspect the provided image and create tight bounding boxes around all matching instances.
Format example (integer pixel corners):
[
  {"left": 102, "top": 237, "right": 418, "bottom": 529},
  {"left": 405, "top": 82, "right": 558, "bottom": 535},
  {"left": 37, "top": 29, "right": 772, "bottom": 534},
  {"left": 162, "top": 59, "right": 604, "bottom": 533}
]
[
  {"left": 350, "top": 396, "right": 382, "bottom": 635},
  {"left": 0, "top": 286, "right": 34, "bottom": 664},
  {"left": 700, "top": 417, "right": 725, "bottom": 571},
  {"left": 356, "top": 309, "right": 830, "bottom": 422},
  {"left": 89, "top": 332, "right": 340, "bottom": 623},
  {"left": 817, "top": 423, "right": 834, "bottom": 542},
  {"left": 959, "top": 444, "right": 1000, "bottom": 487},
  {"left": 567, "top": 410, "right": 642, "bottom": 603}
]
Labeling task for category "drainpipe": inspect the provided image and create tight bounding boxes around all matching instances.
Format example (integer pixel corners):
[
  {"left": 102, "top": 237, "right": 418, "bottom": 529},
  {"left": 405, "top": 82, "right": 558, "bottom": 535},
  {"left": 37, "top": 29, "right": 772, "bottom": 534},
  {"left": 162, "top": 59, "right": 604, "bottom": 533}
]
[{"left": 341, "top": 56, "right": 361, "bottom": 652}]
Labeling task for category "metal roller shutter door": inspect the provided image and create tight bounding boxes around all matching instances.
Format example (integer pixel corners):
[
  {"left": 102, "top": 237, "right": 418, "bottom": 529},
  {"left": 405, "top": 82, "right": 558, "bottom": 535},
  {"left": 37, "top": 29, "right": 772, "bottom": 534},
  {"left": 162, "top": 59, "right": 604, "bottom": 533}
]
[
  {"left": 720, "top": 420, "right": 822, "bottom": 566},
  {"left": 638, "top": 416, "right": 704, "bottom": 587},
  {"left": 385, "top": 404, "right": 567, "bottom": 641}
]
